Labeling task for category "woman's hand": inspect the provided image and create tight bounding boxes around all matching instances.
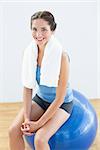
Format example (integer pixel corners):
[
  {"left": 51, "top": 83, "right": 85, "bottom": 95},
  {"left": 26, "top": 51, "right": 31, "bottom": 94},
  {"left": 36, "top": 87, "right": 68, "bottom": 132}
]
[
  {"left": 21, "top": 120, "right": 40, "bottom": 136},
  {"left": 21, "top": 119, "right": 32, "bottom": 136}
]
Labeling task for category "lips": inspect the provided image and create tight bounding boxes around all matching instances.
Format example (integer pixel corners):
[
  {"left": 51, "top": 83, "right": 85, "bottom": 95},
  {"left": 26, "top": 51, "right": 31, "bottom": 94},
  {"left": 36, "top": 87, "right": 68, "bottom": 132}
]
[{"left": 36, "top": 38, "right": 44, "bottom": 42}]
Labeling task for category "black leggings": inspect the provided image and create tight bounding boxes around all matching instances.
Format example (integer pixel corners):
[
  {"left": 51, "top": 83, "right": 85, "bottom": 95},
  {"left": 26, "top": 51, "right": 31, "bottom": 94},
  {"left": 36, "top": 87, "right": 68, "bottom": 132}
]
[{"left": 32, "top": 94, "right": 73, "bottom": 114}]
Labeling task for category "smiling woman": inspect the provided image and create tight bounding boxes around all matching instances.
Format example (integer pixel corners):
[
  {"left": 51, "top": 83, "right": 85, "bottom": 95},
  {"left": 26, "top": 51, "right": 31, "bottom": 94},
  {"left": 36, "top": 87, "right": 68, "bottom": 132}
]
[
  {"left": 30, "top": 11, "right": 57, "bottom": 51},
  {"left": 8, "top": 11, "right": 74, "bottom": 150}
]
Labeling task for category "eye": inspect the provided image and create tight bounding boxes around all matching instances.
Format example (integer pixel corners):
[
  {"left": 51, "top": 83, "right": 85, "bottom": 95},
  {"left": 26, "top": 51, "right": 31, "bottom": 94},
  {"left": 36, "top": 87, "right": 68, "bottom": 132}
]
[
  {"left": 41, "top": 28, "right": 47, "bottom": 32},
  {"left": 32, "top": 27, "right": 37, "bottom": 31}
]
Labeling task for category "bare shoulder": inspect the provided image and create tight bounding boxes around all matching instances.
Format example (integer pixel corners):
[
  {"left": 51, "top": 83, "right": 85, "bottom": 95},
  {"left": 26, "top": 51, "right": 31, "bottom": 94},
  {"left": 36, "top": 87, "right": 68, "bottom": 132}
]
[
  {"left": 61, "top": 51, "right": 69, "bottom": 66},
  {"left": 60, "top": 50, "right": 69, "bottom": 77},
  {"left": 58, "top": 51, "right": 69, "bottom": 86}
]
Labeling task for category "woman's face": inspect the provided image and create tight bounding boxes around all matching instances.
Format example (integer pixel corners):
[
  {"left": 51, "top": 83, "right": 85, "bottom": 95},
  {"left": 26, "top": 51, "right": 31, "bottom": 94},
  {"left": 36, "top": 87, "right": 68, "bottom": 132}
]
[{"left": 31, "top": 18, "right": 53, "bottom": 47}]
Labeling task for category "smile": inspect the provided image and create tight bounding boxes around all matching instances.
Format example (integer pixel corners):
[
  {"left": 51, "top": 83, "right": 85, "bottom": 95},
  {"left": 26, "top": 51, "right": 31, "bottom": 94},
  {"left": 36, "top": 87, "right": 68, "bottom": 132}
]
[{"left": 36, "top": 38, "right": 45, "bottom": 42}]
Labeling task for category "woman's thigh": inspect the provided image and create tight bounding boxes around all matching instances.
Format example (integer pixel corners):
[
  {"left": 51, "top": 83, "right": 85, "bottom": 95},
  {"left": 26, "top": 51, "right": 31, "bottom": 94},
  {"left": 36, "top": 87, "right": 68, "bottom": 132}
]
[
  {"left": 10, "top": 101, "right": 45, "bottom": 130},
  {"left": 35, "top": 108, "right": 70, "bottom": 141}
]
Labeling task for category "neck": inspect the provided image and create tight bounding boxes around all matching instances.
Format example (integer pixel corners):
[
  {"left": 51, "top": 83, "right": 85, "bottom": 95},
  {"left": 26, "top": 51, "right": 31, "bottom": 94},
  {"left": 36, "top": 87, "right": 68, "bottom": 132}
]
[
  {"left": 37, "top": 45, "right": 45, "bottom": 53},
  {"left": 37, "top": 40, "right": 48, "bottom": 52}
]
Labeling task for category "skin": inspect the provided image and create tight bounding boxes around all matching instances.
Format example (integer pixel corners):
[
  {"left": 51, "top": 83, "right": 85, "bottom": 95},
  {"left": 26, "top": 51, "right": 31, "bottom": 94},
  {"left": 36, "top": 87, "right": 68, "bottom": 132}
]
[
  {"left": 9, "top": 18, "right": 70, "bottom": 150},
  {"left": 31, "top": 18, "right": 53, "bottom": 52}
]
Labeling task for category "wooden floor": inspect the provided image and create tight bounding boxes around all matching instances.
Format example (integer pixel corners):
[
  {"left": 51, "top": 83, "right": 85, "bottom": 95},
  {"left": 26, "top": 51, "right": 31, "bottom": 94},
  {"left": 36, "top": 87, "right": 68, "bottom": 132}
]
[{"left": 0, "top": 100, "right": 100, "bottom": 150}]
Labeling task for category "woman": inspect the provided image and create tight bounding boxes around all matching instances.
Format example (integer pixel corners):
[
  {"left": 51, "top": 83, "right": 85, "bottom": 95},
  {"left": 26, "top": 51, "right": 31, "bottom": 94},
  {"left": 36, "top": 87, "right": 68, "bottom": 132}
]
[{"left": 9, "top": 11, "right": 74, "bottom": 150}]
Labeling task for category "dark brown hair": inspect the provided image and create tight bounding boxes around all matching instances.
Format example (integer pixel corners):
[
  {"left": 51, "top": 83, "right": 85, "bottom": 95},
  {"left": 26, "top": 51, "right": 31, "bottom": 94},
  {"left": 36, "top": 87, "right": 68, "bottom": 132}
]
[{"left": 30, "top": 11, "right": 57, "bottom": 31}]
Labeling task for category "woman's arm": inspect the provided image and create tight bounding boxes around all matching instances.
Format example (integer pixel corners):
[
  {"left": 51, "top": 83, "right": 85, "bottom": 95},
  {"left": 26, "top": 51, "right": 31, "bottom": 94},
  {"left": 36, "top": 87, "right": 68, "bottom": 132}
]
[
  {"left": 37, "top": 51, "right": 69, "bottom": 127},
  {"left": 23, "top": 87, "right": 33, "bottom": 121}
]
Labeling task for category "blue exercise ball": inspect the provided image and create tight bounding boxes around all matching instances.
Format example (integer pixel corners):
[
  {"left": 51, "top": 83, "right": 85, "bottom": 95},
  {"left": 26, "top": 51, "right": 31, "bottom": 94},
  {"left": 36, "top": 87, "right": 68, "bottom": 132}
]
[{"left": 25, "top": 90, "right": 98, "bottom": 150}]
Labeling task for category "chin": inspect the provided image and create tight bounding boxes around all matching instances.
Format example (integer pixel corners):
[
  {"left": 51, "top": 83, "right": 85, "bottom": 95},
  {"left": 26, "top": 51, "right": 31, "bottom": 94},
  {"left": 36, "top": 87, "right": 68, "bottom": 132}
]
[{"left": 37, "top": 41, "right": 47, "bottom": 47}]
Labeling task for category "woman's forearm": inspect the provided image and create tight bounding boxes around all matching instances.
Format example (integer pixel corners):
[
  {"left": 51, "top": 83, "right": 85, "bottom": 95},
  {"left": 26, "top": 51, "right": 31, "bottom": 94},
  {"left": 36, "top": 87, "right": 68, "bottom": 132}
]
[
  {"left": 37, "top": 98, "right": 64, "bottom": 127},
  {"left": 23, "top": 87, "right": 32, "bottom": 121}
]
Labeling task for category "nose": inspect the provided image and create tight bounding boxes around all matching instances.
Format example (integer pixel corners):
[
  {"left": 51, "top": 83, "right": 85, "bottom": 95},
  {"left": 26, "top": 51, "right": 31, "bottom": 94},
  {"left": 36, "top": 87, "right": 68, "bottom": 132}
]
[{"left": 36, "top": 31, "right": 42, "bottom": 37}]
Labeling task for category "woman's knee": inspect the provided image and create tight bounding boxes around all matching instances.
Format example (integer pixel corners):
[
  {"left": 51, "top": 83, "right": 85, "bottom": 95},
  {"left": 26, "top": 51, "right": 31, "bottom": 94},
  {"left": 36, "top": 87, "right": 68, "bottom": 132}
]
[
  {"left": 34, "top": 130, "right": 48, "bottom": 147},
  {"left": 9, "top": 123, "right": 22, "bottom": 138},
  {"left": 9, "top": 108, "right": 24, "bottom": 137}
]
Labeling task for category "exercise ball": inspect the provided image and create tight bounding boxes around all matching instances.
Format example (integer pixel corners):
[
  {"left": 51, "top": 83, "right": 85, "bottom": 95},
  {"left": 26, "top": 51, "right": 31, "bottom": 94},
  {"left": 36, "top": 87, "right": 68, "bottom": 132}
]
[{"left": 25, "top": 90, "right": 98, "bottom": 150}]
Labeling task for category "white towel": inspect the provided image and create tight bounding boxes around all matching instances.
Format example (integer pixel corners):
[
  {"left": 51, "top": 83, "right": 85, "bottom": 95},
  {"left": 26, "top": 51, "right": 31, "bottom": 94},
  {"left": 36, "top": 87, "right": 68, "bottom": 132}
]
[{"left": 22, "top": 35, "right": 63, "bottom": 89}]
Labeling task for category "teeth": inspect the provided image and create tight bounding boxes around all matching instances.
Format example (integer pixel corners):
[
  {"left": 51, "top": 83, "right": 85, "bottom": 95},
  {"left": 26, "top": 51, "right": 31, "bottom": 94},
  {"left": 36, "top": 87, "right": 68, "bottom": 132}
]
[{"left": 37, "top": 38, "right": 44, "bottom": 41}]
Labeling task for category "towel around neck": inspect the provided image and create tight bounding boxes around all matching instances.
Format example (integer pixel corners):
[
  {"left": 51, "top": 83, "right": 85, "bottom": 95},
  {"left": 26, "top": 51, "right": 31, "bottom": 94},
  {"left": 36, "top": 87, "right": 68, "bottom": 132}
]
[{"left": 22, "top": 35, "right": 63, "bottom": 89}]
